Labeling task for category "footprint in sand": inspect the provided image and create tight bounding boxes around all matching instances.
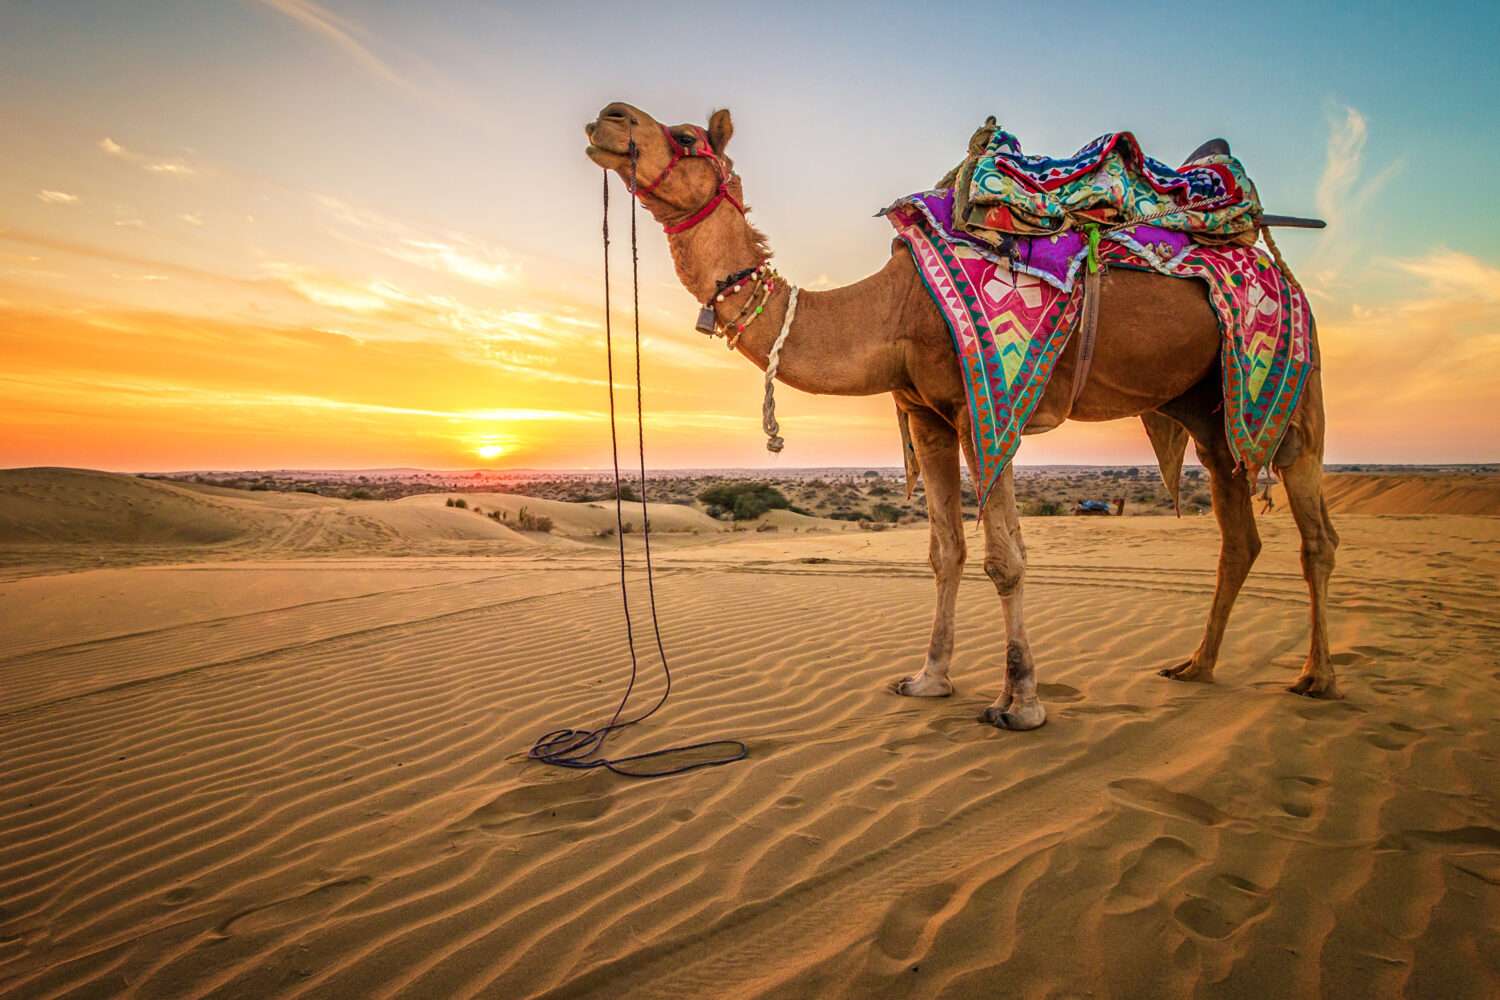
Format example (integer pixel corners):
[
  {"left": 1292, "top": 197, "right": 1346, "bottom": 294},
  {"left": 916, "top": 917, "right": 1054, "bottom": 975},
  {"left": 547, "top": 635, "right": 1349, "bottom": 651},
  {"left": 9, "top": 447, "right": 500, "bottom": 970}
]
[
  {"left": 461, "top": 781, "right": 616, "bottom": 837},
  {"left": 1108, "top": 779, "right": 1226, "bottom": 827},
  {"left": 217, "top": 876, "right": 371, "bottom": 937},
  {"left": 1274, "top": 775, "right": 1328, "bottom": 819},
  {"left": 1105, "top": 836, "right": 1199, "bottom": 912},
  {"left": 1036, "top": 683, "right": 1085, "bottom": 703},
  {"left": 872, "top": 881, "right": 958, "bottom": 963},
  {"left": 1365, "top": 722, "right": 1425, "bottom": 752},
  {"left": 1173, "top": 873, "right": 1270, "bottom": 939}
]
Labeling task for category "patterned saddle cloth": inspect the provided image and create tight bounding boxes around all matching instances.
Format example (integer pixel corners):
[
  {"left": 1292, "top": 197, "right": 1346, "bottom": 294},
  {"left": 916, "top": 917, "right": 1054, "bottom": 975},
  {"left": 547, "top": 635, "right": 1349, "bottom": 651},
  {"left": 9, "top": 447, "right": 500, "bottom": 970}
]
[
  {"left": 943, "top": 123, "right": 1263, "bottom": 245},
  {"left": 884, "top": 188, "right": 1313, "bottom": 511}
]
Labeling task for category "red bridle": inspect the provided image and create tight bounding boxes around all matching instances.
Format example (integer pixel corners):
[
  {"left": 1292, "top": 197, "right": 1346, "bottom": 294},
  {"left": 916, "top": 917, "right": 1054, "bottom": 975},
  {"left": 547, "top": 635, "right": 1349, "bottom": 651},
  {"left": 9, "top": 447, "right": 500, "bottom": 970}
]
[{"left": 630, "top": 124, "right": 745, "bottom": 235}]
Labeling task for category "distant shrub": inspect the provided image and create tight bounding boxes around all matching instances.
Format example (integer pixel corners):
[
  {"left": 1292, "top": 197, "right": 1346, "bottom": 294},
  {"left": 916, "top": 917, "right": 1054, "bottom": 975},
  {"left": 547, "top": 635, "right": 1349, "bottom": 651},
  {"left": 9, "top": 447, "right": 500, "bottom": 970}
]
[
  {"left": 620, "top": 521, "right": 635, "bottom": 534},
  {"left": 859, "top": 520, "right": 889, "bottom": 531},
  {"left": 1189, "top": 492, "right": 1212, "bottom": 509},
  {"left": 870, "top": 502, "right": 903, "bottom": 523},
  {"left": 516, "top": 506, "right": 554, "bottom": 532},
  {"left": 348, "top": 488, "right": 373, "bottom": 500},
  {"left": 595, "top": 525, "right": 616, "bottom": 538},
  {"left": 451, "top": 497, "right": 468, "bottom": 509},
  {"left": 1022, "top": 500, "right": 1065, "bottom": 516},
  {"left": 697, "top": 483, "right": 790, "bottom": 520},
  {"left": 828, "top": 510, "right": 863, "bottom": 522}
]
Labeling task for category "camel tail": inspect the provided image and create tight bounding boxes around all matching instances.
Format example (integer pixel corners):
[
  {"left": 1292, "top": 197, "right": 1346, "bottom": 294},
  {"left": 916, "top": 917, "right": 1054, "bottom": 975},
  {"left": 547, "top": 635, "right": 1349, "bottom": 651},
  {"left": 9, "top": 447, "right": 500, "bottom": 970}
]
[{"left": 1141, "top": 411, "right": 1190, "bottom": 516}]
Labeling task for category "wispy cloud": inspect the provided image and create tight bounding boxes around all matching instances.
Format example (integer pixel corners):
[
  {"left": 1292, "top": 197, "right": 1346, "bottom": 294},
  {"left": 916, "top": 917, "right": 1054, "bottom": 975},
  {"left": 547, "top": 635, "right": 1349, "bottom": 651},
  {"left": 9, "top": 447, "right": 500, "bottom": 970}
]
[
  {"left": 37, "top": 190, "right": 79, "bottom": 205},
  {"left": 313, "top": 195, "right": 514, "bottom": 287},
  {"left": 1308, "top": 104, "right": 1402, "bottom": 294},
  {"left": 178, "top": 212, "right": 205, "bottom": 227},
  {"left": 98, "top": 136, "right": 196, "bottom": 177},
  {"left": 252, "top": 0, "right": 406, "bottom": 88}
]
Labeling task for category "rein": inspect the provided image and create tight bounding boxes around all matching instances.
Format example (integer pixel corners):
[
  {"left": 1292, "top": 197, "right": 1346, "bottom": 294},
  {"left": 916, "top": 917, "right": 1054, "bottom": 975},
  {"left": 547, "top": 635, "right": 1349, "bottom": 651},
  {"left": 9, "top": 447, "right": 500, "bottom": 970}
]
[{"left": 526, "top": 139, "right": 748, "bottom": 779}]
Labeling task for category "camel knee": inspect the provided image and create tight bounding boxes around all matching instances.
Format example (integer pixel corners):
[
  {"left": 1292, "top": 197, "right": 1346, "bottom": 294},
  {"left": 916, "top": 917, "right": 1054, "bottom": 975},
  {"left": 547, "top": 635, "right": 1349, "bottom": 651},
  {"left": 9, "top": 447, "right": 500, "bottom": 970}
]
[
  {"left": 983, "top": 553, "right": 1024, "bottom": 596},
  {"left": 1301, "top": 537, "right": 1335, "bottom": 577},
  {"left": 929, "top": 533, "right": 966, "bottom": 581}
]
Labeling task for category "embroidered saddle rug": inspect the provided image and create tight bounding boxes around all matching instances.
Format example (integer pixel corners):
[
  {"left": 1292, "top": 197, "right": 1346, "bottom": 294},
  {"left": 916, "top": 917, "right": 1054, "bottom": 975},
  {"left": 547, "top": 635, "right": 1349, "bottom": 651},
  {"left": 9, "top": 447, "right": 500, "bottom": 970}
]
[
  {"left": 885, "top": 189, "right": 1314, "bottom": 510},
  {"left": 947, "top": 125, "right": 1263, "bottom": 244}
]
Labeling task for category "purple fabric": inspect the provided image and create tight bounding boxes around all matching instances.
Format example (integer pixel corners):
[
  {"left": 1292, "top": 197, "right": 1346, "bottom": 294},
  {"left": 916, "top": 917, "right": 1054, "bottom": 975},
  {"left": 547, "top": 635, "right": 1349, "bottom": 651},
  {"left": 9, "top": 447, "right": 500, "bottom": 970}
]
[{"left": 881, "top": 190, "right": 1199, "bottom": 293}]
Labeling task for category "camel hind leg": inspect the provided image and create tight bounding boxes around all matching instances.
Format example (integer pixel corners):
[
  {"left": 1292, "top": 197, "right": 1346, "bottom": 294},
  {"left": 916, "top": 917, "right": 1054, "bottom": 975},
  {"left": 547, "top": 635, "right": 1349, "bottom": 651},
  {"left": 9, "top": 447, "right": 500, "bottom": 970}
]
[
  {"left": 1275, "top": 372, "right": 1340, "bottom": 697},
  {"left": 1155, "top": 376, "right": 1262, "bottom": 684}
]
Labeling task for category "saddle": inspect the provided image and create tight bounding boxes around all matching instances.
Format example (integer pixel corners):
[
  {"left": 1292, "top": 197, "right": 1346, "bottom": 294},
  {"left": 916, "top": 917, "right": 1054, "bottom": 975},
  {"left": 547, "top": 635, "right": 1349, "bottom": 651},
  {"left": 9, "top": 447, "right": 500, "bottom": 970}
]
[{"left": 941, "top": 121, "right": 1263, "bottom": 247}]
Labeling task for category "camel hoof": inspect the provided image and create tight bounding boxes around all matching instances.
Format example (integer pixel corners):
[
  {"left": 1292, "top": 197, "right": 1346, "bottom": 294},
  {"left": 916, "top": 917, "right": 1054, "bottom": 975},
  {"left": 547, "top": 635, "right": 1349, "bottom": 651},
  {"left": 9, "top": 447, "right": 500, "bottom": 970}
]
[
  {"left": 980, "top": 701, "right": 1046, "bottom": 731},
  {"left": 1158, "top": 661, "right": 1214, "bottom": 684},
  {"left": 892, "top": 673, "right": 953, "bottom": 698},
  {"left": 1287, "top": 674, "right": 1340, "bottom": 699}
]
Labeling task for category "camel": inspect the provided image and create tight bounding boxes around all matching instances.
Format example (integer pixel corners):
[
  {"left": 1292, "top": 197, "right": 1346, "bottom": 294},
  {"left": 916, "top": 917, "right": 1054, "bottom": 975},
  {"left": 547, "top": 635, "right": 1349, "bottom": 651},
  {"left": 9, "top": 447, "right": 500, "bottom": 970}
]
[{"left": 585, "top": 102, "right": 1339, "bottom": 730}]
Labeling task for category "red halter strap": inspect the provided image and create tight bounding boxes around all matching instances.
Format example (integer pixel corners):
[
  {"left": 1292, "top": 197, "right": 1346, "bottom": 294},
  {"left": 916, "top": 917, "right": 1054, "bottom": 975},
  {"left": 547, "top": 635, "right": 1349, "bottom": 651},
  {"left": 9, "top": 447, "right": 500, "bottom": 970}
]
[{"left": 631, "top": 124, "right": 745, "bottom": 235}]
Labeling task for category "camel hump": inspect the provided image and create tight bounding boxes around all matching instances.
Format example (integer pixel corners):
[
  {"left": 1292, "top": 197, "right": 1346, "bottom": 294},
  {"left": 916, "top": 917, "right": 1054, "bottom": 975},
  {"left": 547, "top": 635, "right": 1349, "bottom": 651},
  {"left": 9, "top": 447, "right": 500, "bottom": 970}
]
[{"left": 1183, "top": 138, "right": 1231, "bottom": 164}]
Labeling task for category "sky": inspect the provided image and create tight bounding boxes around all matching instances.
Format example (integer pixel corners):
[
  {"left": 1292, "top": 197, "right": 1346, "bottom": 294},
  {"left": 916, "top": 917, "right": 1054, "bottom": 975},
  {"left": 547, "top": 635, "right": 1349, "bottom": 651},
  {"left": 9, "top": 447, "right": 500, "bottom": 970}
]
[{"left": 2, "top": 0, "right": 1498, "bottom": 472}]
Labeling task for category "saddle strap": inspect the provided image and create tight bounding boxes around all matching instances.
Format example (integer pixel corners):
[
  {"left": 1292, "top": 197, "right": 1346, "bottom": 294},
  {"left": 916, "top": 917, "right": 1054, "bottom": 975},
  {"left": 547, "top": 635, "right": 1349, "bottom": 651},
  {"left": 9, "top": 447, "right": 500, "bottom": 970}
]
[{"left": 1068, "top": 268, "right": 1101, "bottom": 413}]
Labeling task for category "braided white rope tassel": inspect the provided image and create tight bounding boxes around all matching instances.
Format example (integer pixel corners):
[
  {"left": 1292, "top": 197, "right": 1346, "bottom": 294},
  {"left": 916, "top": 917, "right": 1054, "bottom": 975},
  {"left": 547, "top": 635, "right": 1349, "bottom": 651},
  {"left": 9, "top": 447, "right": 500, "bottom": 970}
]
[{"left": 761, "top": 286, "right": 799, "bottom": 453}]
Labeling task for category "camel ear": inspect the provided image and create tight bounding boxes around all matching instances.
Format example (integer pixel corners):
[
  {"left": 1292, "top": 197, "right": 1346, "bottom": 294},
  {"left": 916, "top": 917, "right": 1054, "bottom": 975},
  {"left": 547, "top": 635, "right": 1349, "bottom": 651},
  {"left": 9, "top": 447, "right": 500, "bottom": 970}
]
[{"left": 707, "top": 108, "right": 734, "bottom": 155}]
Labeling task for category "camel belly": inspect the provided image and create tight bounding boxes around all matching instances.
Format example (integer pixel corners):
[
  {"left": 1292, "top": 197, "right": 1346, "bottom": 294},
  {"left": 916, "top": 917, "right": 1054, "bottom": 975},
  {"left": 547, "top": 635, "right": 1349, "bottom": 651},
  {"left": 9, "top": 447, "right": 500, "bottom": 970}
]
[{"left": 1025, "top": 267, "right": 1220, "bottom": 430}]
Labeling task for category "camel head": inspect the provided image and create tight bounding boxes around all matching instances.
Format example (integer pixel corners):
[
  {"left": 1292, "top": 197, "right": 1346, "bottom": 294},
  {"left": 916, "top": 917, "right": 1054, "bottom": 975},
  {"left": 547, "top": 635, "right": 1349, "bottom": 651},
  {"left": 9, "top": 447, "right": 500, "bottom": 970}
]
[{"left": 585, "top": 102, "right": 739, "bottom": 230}]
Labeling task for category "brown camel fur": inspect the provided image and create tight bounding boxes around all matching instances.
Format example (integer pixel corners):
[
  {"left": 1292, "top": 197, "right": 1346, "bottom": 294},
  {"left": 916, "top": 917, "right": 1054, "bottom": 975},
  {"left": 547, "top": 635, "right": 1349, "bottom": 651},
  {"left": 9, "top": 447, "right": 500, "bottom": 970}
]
[{"left": 585, "top": 102, "right": 1340, "bottom": 729}]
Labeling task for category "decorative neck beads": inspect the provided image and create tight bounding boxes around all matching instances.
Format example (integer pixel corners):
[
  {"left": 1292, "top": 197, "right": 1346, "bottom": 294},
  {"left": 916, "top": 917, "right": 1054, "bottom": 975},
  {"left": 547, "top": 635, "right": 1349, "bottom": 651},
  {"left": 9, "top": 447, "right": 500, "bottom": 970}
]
[{"left": 707, "top": 262, "right": 781, "bottom": 349}]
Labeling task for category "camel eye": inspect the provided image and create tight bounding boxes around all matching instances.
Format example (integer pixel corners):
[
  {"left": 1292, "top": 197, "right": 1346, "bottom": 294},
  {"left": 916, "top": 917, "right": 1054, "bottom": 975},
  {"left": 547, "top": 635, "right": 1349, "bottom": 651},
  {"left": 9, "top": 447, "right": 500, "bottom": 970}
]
[{"left": 676, "top": 132, "right": 696, "bottom": 147}]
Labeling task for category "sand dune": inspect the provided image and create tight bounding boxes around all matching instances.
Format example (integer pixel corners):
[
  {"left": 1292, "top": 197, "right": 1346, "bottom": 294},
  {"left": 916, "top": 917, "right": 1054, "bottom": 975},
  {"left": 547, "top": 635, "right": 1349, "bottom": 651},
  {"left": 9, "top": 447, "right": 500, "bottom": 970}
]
[
  {"left": 2, "top": 493, "right": 1497, "bottom": 997},
  {"left": 1269, "top": 472, "right": 1500, "bottom": 516},
  {"left": 399, "top": 490, "right": 727, "bottom": 537}
]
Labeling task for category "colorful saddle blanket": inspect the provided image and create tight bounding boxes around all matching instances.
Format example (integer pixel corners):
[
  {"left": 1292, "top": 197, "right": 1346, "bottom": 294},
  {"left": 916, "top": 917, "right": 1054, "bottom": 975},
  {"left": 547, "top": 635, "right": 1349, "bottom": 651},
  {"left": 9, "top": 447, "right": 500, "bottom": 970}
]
[
  {"left": 952, "top": 126, "right": 1262, "bottom": 243},
  {"left": 885, "top": 189, "right": 1314, "bottom": 510}
]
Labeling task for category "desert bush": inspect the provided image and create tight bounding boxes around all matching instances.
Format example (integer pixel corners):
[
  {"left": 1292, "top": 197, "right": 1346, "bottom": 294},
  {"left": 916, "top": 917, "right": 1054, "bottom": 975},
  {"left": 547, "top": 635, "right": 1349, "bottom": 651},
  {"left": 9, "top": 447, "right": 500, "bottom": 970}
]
[
  {"left": 516, "top": 506, "right": 554, "bottom": 532},
  {"left": 697, "top": 483, "right": 790, "bottom": 520},
  {"left": 595, "top": 525, "right": 616, "bottom": 538},
  {"left": 870, "top": 502, "right": 903, "bottom": 523},
  {"left": 1021, "top": 499, "right": 1065, "bottom": 516},
  {"left": 451, "top": 497, "right": 468, "bottom": 509}
]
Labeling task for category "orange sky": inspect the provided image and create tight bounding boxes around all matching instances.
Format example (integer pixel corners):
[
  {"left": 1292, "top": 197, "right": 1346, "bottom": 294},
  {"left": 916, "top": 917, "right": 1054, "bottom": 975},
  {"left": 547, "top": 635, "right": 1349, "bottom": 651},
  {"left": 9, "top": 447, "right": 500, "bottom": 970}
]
[{"left": 3, "top": 2, "right": 1498, "bottom": 472}]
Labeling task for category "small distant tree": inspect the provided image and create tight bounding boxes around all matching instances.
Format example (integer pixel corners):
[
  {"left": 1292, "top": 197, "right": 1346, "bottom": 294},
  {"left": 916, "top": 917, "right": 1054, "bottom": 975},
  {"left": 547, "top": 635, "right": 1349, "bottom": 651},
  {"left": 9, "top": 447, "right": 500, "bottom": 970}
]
[
  {"left": 697, "top": 483, "right": 790, "bottom": 520},
  {"left": 871, "top": 502, "right": 903, "bottom": 523},
  {"left": 452, "top": 497, "right": 468, "bottom": 509},
  {"left": 516, "top": 506, "right": 554, "bottom": 532}
]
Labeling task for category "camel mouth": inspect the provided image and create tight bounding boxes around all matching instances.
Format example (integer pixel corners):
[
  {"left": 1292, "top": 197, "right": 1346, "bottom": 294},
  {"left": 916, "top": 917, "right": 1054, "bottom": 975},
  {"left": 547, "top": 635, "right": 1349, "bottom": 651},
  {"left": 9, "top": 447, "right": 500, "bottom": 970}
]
[{"left": 585, "top": 141, "right": 631, "bottom": 169}]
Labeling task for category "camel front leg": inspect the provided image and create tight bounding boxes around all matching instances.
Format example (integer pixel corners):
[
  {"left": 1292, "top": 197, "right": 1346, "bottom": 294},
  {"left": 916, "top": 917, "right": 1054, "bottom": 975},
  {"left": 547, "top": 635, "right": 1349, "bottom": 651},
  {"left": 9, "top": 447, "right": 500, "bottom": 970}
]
[
  {"left": 976, "top": 464, "right": 1046, "bottom": 730},
  {"left": 893, "top": 408, "right": 964, "bottom": 698}
]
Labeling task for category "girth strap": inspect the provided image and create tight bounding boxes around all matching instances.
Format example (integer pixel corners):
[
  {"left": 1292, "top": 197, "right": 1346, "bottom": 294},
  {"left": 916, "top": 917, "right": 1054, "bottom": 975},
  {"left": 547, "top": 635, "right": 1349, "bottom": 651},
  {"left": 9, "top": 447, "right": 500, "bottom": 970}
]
[{"left": 1068, "top": 268, "right": 1101, "bottom": 412}]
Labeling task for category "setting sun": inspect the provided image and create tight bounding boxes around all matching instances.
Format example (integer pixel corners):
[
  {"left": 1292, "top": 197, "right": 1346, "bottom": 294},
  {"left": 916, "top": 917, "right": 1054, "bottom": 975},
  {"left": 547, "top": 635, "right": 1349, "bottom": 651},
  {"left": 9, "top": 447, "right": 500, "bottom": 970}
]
[{"left": 475, "top": 444, "right": 506, "bottom": 460}]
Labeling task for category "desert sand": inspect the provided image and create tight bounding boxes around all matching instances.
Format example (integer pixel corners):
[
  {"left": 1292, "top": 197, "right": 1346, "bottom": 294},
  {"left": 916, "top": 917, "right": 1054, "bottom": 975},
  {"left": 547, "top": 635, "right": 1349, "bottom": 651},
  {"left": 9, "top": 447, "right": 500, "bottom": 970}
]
[{"left": 2, "top": 469, "right": 1498, "bottom": 998}]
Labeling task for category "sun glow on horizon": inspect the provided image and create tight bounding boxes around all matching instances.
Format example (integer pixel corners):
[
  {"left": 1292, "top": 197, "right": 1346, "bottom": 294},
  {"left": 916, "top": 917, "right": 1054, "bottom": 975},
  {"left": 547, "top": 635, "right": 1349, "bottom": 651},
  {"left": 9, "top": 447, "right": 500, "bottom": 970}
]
[{"left": 475, "top": 444, "right": 506, "bottom": 460}]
